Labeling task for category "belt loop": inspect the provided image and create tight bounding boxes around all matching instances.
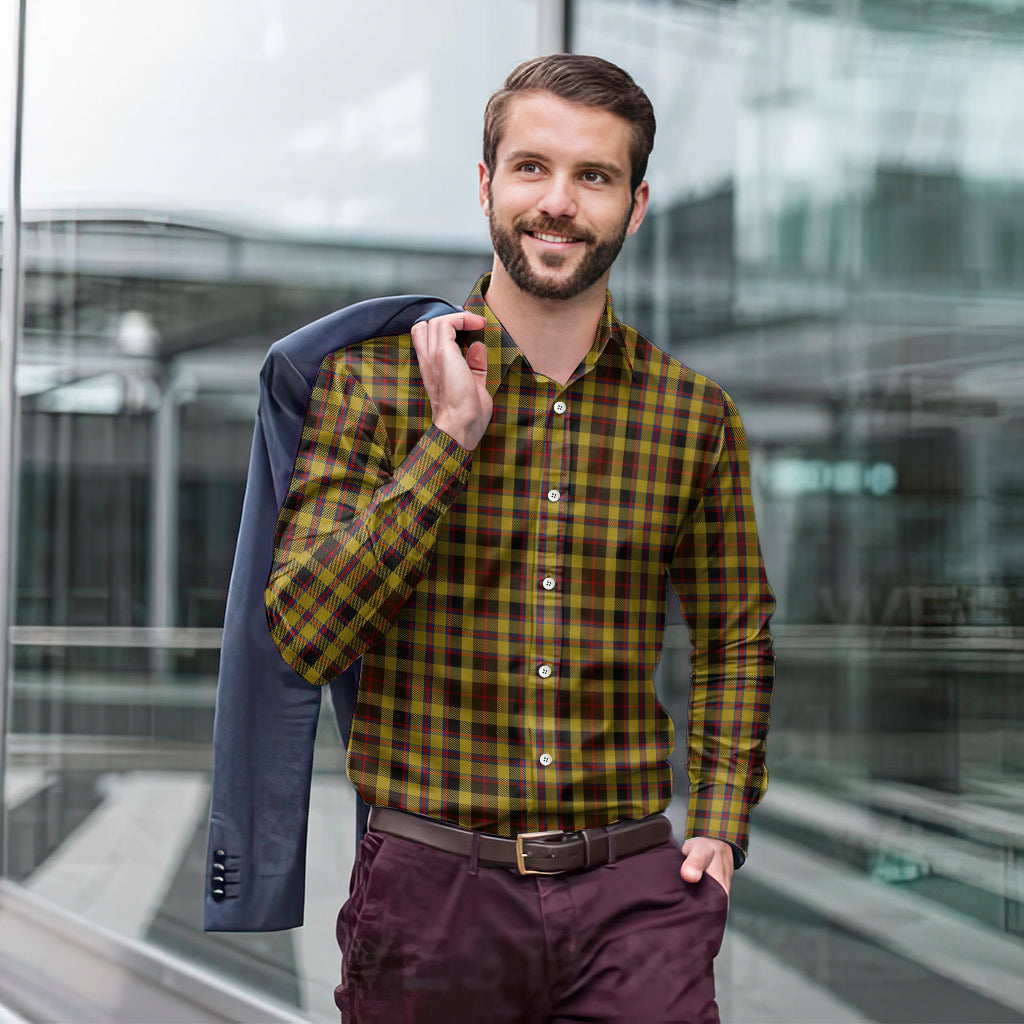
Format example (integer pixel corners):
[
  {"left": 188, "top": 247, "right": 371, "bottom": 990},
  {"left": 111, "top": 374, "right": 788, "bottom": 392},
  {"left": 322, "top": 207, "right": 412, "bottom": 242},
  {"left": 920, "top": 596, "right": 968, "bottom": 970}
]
[
  {"left": 468, "top": 831, "right": 480, "bottom": 877},
  {"left": 581, "top": 829, "right": 594, "bottom": 869},
  {"left": 606, "top": 827, "right": 618, "bottom": 869}
]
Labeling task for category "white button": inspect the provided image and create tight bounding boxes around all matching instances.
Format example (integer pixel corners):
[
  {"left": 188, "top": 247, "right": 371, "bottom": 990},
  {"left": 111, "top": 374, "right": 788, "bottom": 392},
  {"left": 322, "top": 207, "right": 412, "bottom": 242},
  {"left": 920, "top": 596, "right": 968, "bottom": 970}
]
[
  {"left": 539, "top": 753, "right": 553, "bottom": 766},
  {"left": 553, "top": 401, "right": 567, "bottom": 415},
  {"left": 538, "top": 664, "right": 553, "bottom": 679},
  {"left": 547, "top": 489, "right": 560, "bottom": 503},
  {"left": 542, "top": 577, "right": 556, "bottom": 591}
]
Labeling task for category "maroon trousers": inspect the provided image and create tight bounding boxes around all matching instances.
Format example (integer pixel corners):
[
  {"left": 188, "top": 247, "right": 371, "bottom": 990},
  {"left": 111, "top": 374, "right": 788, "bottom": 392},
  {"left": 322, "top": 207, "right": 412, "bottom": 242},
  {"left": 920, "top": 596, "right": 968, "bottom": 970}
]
[{"left": 335, "top": 829, "right": 728, "bottom": 1023}]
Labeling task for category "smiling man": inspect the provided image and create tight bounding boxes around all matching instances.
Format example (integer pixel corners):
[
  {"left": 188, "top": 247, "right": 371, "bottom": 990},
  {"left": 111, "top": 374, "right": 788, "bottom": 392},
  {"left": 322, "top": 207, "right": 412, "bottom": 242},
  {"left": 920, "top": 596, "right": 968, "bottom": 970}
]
[{"left": 265, "top": 54, "right": 775, "bottom": 1023}]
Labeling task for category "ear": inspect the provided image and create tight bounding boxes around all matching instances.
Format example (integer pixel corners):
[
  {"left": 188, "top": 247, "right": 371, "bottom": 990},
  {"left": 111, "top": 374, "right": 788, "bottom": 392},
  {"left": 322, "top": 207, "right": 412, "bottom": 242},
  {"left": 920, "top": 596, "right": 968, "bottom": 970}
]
[
  {"left": 478, "top": 161, "right": 492, "bottom": 216},
  {"left": 625, "top": 180, "right": 650, "bottom": 237}
]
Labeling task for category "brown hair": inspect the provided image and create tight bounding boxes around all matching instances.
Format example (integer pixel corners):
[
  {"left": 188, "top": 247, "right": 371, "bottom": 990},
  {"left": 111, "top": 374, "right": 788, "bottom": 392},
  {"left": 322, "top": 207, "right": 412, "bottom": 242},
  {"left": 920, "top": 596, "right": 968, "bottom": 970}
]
[{"left": 483, "top": 54, "right": 656, "bottom": 193}]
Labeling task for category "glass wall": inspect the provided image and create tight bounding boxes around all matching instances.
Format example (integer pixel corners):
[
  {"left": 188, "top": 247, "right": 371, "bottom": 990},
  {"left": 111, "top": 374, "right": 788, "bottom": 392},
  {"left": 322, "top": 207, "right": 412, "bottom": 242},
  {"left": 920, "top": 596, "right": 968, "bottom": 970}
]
[
  {"left": 0, "top": 3, "right": 11, "bottom": 214},
  {"left": 4, "top": 0, "right": 1024, "bottom": 1021},
  {"left": 6, "top": 2, "right": 537, "bottom": 1020},
  {"left": 578, "top": 1, "right": 1024, "bottom": 1021}
]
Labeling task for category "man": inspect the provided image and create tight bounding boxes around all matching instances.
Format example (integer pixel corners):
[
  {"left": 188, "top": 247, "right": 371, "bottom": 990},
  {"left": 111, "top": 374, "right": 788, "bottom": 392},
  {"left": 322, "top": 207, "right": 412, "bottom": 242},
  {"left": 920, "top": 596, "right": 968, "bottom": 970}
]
[{"left": 265, "top": 54, "right": 774, "bottom": 1023}]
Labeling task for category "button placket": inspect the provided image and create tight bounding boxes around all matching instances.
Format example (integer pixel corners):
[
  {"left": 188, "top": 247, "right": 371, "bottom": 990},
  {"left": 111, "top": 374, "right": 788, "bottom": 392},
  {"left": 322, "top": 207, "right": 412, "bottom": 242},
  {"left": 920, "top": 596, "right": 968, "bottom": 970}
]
[{"left": 533, "top": 386, "right": 570, "bottom": 808}]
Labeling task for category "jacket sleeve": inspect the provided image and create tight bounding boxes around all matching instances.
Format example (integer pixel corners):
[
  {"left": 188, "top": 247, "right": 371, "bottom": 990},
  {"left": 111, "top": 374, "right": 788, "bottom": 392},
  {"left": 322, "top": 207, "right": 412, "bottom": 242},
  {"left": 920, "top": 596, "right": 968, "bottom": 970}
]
[
  {"left": 265, "top": 355, "right": 473, "bottom": 685},
  {"left": 670, "top": 391, "right": 775, "bottom": 866}
]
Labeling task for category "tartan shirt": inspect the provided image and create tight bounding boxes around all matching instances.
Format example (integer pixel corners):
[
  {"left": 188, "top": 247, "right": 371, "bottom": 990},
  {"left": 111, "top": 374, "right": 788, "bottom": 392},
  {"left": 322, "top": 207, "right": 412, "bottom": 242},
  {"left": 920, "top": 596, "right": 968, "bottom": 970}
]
[{"left": 266, "top": 274, "right": 775, "bottom": 860}]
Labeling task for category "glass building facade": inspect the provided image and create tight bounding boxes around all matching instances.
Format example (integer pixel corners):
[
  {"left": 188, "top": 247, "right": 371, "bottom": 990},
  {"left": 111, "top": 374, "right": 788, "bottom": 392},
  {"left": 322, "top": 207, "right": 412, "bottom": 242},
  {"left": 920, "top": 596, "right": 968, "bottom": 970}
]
[{"left": 2, "top": 1, "right": 1023, "bottom": 1020}]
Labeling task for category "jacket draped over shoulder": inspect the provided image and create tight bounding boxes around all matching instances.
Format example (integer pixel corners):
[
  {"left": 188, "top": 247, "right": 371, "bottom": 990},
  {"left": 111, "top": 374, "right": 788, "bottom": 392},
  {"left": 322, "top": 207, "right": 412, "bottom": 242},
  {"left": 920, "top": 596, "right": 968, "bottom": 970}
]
[{"left": 204, "top": 295, "right": 459, "bottom": 932}]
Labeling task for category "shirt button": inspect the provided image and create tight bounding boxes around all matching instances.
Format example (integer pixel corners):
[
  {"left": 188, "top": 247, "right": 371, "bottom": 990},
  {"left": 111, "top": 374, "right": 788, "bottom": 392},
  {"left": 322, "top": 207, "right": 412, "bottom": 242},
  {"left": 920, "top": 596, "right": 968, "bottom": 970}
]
[
  {"left": 538, "top": 664, "right": 553, "bottom": 679},
  {"left": 542, "top": 577, "right": 556, "bottom": 591},
  {"left": 547, "top": 489, "right": 561, "bottom": 503},
  {"left": 539, "top": 753, "right": 553, "bottom": 766},
  {"left": 553, "top": 401, "right": 567, "bottom": 415}
]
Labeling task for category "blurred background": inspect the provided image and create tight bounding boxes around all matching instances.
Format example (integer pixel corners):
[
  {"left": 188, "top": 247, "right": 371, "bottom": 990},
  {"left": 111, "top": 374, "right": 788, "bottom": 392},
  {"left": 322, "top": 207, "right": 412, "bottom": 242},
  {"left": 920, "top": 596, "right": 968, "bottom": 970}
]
[{"left": 1, "top": 0, "right": 1023, "bottom": 1021}]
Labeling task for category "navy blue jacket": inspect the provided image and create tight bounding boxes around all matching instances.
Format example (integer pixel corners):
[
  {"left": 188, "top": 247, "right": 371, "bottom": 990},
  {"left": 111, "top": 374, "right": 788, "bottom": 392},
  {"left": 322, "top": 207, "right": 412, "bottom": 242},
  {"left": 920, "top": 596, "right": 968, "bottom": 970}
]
[{"left": 204, "top": 295, "right": 459, "bottom": 932}]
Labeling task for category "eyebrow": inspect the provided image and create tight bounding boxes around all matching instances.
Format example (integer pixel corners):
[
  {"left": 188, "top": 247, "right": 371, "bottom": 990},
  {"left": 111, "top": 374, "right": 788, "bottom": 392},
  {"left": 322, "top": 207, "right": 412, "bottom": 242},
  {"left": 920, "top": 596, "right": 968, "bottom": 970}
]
[{"left": 502, "top": 150, "right": 626, "bottom": 181}]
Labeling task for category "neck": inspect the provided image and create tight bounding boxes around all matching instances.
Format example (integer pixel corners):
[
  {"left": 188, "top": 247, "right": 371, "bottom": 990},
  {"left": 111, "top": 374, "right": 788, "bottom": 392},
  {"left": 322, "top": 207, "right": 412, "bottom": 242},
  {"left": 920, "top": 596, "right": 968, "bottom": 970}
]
[{"left": 484, "top": 259, "right": 608, "bottom": 386}]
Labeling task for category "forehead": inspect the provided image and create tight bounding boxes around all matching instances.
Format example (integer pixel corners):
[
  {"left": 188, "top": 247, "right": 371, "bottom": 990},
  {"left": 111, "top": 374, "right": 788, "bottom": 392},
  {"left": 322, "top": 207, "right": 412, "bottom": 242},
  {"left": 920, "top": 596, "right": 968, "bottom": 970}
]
[{"left": 497, "top": 91, "right": 632, "bottom": 170}]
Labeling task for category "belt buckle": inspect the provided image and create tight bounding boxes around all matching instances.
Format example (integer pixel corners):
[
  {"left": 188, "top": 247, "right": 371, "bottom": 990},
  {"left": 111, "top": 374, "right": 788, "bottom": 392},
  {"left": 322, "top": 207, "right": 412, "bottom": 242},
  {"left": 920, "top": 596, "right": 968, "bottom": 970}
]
[{"left": 515, "top": 830, "right": 565, "bottom": 875}]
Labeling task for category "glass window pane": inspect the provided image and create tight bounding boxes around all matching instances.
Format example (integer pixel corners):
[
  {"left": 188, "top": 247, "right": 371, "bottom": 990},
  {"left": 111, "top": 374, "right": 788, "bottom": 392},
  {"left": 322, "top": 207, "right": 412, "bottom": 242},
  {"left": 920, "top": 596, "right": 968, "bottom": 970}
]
[
  {"left": 0, "top": 1, "right": 12, "bottom": 215},
  {"left": 12, "top": 2, "right": 540, "bottom": 1019},
  {"left": 22, "top": 0, "right": 539, "bottom": 247},
  {"left": 575, "top": 1, "right": 1024, "bottom": 1020}
]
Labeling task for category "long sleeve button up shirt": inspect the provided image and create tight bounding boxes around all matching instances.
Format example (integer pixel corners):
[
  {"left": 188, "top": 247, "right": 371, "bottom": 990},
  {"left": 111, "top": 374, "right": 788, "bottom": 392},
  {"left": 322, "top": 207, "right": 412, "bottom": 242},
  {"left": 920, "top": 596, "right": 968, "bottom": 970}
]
[{"left": 266, "top": 274, "right": 775, "bottom": 859}]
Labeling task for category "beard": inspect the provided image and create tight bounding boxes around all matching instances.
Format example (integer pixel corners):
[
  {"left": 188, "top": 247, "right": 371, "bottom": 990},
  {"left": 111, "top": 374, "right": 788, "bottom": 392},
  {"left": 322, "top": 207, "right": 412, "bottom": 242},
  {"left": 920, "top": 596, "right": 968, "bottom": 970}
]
[{"left": 487, "top": 189, "right": 631, "bottom": 301}]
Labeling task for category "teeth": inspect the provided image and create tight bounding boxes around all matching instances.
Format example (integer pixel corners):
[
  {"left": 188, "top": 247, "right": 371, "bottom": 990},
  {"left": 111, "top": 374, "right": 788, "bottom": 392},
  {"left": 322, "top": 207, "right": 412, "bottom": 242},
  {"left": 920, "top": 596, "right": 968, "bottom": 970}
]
[{"left": 533, "top": 232, "right": 575, "bottom": 244}]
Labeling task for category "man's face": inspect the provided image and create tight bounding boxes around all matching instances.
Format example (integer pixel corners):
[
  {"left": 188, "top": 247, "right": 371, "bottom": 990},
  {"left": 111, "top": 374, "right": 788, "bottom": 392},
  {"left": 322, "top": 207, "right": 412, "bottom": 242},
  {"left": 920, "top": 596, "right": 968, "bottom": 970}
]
[{"left": 480, "top": 92, "right": 649, "bottom": 302}]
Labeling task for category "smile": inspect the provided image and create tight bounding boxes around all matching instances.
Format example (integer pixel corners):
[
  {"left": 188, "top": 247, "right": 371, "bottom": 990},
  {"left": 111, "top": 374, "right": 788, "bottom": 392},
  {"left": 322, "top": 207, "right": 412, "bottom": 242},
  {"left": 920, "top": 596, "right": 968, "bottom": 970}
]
[{"left": 528, "top": 231, "right": 580, "bottom": 244}]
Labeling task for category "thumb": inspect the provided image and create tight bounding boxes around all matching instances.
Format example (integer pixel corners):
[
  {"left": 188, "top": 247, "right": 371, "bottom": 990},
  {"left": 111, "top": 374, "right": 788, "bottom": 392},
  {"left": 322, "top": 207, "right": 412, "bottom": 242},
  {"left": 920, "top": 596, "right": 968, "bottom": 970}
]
[
  {"left": 466, "top": 341, "right": 489, "bottom": 376},
  {"left": 680, "top": 842, "right": 710, "bottom": 883}
]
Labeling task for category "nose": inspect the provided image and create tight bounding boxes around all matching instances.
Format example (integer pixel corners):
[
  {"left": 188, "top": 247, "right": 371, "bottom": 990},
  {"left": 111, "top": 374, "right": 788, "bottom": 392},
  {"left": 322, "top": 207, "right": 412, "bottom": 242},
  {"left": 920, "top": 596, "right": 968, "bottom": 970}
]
[{"left": 536, "top": 174, "right": 578, "bottom": 220}]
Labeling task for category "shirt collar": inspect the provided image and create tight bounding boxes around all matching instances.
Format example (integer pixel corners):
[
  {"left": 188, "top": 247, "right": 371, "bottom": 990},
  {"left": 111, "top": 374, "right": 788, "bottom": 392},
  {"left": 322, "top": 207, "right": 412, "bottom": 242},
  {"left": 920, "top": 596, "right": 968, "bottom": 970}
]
[
  {"left": 462, "top": 273, "right": 635, "bottom": 392},
  {"left": 461, "top": 274, "right": 521, "bottom": 397}
]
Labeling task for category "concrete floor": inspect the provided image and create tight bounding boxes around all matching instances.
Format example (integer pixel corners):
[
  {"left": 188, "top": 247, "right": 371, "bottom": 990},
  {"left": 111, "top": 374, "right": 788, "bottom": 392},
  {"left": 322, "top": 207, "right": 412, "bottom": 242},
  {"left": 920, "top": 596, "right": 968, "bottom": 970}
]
[{"left": 6, "top": 769, "right": 1024, "bottom": 1023}]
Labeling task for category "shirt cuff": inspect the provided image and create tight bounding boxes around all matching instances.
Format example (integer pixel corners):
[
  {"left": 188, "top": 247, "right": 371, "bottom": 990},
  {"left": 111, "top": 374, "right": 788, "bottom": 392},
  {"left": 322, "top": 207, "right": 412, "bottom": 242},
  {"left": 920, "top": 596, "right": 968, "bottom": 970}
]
[
  {"left": 687, "top": 833, "right": 746, "bottom": 870},
  {"left": 390, "top": 423, "right": 473, "bottom": 503}
]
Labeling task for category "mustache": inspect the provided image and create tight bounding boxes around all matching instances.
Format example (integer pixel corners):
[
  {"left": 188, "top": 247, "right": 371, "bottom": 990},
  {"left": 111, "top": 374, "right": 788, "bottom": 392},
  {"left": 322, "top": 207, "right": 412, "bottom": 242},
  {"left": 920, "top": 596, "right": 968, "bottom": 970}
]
[{"left": 513, "top": 216, "right": 595, "bottom": 245}]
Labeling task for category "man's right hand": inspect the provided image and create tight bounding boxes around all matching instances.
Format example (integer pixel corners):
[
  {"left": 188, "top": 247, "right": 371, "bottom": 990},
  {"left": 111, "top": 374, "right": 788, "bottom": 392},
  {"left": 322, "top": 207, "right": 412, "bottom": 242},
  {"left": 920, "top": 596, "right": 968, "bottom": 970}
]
[{"left": 412, "top": 311, "right": 491, "bottom": 451}]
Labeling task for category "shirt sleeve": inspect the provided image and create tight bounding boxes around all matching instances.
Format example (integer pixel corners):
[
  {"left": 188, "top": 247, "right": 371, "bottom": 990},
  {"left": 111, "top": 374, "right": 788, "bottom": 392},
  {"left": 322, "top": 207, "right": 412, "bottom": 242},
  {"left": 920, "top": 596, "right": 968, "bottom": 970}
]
[
  {"left": 669, "top": 390, "right": 775, "bottom": 866},
  {"left": 265, "top": 355, "right": 472, "bottom": 685}
]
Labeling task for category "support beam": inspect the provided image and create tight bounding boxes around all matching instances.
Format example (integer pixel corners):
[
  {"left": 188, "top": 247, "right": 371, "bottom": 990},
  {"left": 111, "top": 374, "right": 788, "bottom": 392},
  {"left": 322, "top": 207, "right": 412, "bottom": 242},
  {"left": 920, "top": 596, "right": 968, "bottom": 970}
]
[
  {"left": 149, "top": 366, "right": 179, "bottom": 663},
  {"left": 537, "top": 0, "right": 571, "bottom": 53}
]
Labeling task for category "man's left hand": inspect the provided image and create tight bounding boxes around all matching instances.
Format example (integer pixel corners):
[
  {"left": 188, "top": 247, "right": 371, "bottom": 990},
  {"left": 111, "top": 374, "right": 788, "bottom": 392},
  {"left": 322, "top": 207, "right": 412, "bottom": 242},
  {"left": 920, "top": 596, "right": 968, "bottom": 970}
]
[{"left": 680, "top": 836, "right": 734, "bottom": 896}]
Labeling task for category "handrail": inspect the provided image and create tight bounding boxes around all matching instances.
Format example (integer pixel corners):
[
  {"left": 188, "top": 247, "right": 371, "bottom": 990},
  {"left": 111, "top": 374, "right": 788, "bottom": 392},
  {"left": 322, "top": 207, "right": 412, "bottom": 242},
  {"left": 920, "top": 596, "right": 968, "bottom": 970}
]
[{"left": 10, "top": 625, "right": 224, "bottom": 649}]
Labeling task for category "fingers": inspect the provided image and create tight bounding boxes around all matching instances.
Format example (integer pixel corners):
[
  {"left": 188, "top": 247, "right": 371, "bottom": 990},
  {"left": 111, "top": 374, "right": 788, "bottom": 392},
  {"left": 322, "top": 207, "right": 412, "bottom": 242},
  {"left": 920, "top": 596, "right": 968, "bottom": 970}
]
[
  {"left": 410, "top": 310, "right": 493, "bottom": 452},
  {"left": 411, "top": 310, "right": 487, "bottom": 343},
  {"left": 411, "top": 312, "right": 487, "bottom": 374},
  {"left": 459, "top": 311, "right": 488, "bottom": 331},
  {"left": 411, "top": 310, "right": 481, "bottom": 375},
  {"left": 414, "top": 311, "right": 487, "bottom": 336}
]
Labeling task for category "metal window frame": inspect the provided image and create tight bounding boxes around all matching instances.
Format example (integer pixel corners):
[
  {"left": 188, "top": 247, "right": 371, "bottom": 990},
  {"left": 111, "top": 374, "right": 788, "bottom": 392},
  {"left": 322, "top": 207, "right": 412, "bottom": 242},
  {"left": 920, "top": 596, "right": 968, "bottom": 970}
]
[{"left": 0, "top": 0, "right": 27, "bottom": 881}]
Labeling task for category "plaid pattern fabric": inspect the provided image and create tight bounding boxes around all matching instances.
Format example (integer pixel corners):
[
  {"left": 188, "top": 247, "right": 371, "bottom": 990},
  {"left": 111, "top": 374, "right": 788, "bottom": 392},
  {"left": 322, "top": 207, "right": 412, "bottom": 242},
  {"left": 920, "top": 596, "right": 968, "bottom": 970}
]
[{"left": 266, "top": 275, "right": 774, "bottom": 855}]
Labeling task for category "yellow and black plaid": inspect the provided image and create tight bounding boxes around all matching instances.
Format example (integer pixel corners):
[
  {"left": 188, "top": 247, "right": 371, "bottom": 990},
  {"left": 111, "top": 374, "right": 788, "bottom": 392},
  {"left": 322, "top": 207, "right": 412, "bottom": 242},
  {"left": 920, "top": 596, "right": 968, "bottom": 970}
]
[{"left": 266, "top": 275, "right": 775, "bottom": 856}]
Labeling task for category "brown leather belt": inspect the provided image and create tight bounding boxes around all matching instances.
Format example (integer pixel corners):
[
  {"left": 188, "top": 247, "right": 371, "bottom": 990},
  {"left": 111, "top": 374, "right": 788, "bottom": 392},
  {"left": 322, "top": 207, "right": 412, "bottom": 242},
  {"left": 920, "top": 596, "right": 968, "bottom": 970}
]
[{"left": 368, "top": 807, "right": 673, "bottom": 876}]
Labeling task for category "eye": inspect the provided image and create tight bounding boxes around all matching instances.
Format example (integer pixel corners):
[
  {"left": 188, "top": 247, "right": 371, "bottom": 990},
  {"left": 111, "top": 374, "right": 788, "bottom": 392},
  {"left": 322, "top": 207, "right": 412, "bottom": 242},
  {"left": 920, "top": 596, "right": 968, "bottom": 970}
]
[
  {"left": 581, "top": 170, "right": 608, "bottom": 184},
  {"left": 517, "top": 162, "right": 542, "bottom": 175}
]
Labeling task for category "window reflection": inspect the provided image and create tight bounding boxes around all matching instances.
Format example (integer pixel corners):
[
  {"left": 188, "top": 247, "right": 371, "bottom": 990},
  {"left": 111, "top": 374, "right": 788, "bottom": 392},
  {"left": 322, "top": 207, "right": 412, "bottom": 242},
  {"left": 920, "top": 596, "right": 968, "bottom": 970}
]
[
  {"left": 6, "top": 0, "right": 1024, "bottom": 1020},
  {"left": 580, "top": 0, "right": 1024, "bottom": 1020},
  {"left": 8, "top": 2, "right": 534, "bottom": 1018}
]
